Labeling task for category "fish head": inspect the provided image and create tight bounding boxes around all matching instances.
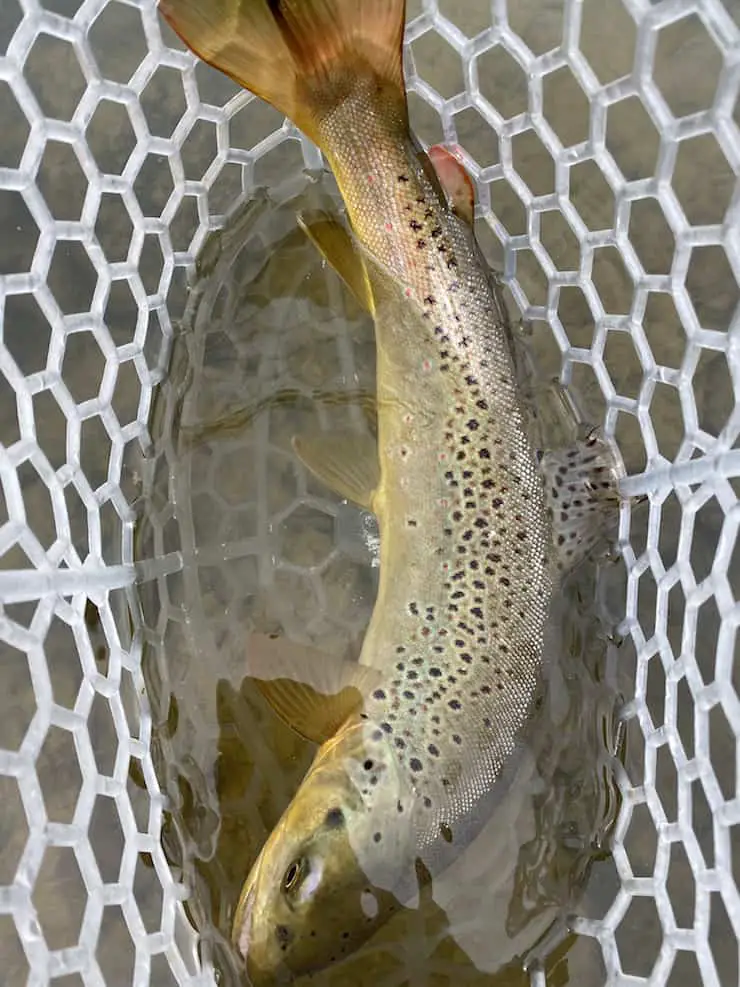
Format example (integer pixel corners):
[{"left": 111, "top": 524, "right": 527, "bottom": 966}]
[{"left": 233, "top": 718, "right": 418, "bottom": 983}]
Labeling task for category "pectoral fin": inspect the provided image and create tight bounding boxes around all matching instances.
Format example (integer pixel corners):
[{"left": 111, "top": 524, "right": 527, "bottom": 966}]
[
  {"left": 246, "top": 632, "right": 382, "bottom": 743},
  {"left": 540, "top": 429, "right": 625, "bottom": 573},
  {"left": 297, "top": 212, "right": 373, "bottom": 312},
  {"left": 292, "top": 430, "right": 379, "bottom": 510}
]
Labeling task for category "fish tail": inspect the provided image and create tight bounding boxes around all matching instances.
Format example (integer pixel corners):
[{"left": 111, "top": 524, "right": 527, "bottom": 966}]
[{"left": 158, "top": 0, "right": 407, "bottom": 147}]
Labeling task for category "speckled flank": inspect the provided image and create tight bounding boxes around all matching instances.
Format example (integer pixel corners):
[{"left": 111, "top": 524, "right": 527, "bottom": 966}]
[
  {"left": 160, "top": 0, "right": 624, "bottom": 975},
  {"left": 315, "top": 81, "right": 556, "bottom": 846}
]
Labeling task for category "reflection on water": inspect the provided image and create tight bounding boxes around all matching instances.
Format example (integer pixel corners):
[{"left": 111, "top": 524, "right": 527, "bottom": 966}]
[{"left": 135, "top": 174, "right": 630, "bottom": 985}]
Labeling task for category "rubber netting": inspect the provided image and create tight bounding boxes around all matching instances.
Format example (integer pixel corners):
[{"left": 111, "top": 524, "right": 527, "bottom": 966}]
[{"left": 0, "top": 1, "right": 738, "bottom": 985}]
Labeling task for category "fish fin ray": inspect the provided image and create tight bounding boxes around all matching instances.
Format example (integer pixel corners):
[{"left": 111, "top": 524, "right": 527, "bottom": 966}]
[
  {"left": 427, "top": 144, "right": 476, "bottom": 226},
  {"left": 158, "top": 0, "right": 300, "bottom": 128},
  {"left": 540, "top": 429, "right": 625, "bottom": 573},
  {"left": 297, "top": 212, "right": 373, "bottom": 311},
  {"left": 158, "top": 0, "right": 406, "bottom": 146},
  {"left": 298, "top": 211, "right": 420, "bottom": 325},
  {"left": 292, "top": 430, "right": 379, "bottom": 510},
  {"left": 246, "top": 632, "right": 381, "bottom": 742}
]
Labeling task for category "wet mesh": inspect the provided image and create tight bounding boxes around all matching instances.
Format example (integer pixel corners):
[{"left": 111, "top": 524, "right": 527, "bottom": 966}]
[{"left": 0, "top": 1, "right": 738, "bottom": 985}]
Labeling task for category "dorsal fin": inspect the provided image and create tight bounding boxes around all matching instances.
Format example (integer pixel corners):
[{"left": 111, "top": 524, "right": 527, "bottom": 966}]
[{"left": 539, "top": 429, "right": 625, "bottom": 573}]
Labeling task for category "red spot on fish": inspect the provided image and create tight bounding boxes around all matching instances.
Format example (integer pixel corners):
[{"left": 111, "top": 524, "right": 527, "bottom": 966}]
[
  {"left": 422, "top": 359, "right": 432, "bottom": 371},
  {"left": 385, "top": 221, "right": 393, "bottom": 231},
  {"left": 439, "top": 452, "right": 448, "bottom": 462},
  {"left": 439, "top": 498, "right": 449, "bottom": 508},
  {"left": 368, "top": 174, "right": 375, "bottom": 184},
  {"left": 405, "top": 287, "right": 412, "bottom": 297}
]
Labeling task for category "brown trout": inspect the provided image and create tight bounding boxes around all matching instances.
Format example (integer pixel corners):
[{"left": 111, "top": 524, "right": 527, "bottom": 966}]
[{"left": 158, "top": 0, "right": 625, "bottom": 980}]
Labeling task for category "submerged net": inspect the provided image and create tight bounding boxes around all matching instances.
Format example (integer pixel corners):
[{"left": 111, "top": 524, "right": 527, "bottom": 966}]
[{"left": 0, "top": 0, "right": 738, "bottom": 985}]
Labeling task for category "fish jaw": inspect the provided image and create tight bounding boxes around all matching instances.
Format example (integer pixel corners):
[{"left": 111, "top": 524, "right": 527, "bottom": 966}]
[{"left": 232, "top": 718, "right": 418, "bottom": 982}]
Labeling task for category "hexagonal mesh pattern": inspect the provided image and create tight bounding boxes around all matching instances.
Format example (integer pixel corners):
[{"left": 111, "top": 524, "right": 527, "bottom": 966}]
[{"left": 1, "top": 0, "right": 738, "bottom": 985}]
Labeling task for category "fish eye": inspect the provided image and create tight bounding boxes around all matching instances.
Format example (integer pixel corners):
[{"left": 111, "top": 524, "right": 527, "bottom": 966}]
[{"left": 282, "top": 857, "right": 306, "bottom": 894}]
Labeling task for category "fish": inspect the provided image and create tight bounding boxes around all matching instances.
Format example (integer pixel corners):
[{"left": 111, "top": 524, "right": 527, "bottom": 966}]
[{"left": 157, "top": 0, "right": 626, "bottom": 981}]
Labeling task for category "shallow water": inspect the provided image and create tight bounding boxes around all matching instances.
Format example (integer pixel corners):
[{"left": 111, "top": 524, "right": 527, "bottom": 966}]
[
  {"left": 130, "top": 173, "right": 634, "bottom": 985},
  {"left": 1, "top": 0, "right": 737, "bottom": 984}
]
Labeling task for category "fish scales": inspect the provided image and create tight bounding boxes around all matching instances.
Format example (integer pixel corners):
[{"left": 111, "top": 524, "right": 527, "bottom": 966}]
[
  {"left": 316, "top": 86, "right": 553, "bottom": 841},
  {"left": 158, "top": 0, "right": 624, "bottom": 980}
]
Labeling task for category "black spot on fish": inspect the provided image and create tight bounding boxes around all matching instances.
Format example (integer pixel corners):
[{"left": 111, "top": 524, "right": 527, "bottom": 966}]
[
  {"left": 398, "top": 174, "right": 409, "bottom": 182},
  {"left": 373, "top": 832, "right": 382, "bottom": 843},
  {"left": 325, "top": 807, "right": 345, "bottom": 828},
  {"left": 364, "top": 759, "right": 374, "bottom": 771},
  {"left": 428, "top": 743, "right": 440, "bottom": 757},
  {"left": 440, "top": 823, "right": 453, "bottom": 843},
  {"left": 448, "top": 699, "right": 462, "bottom": 710},
  {"left": 410, "top": 757, "right": 423, "bottom": 772},
  {"left": 373, "top": 689, "right": 386, "bottom": 700}
]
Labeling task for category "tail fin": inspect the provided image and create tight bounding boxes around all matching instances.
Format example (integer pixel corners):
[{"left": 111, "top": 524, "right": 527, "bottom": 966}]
[{"left": 159, "top": 0, "right": 406, "bottom": 144}]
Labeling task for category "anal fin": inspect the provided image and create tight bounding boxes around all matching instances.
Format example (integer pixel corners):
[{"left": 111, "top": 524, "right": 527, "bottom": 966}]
[
  {"left": 540, "top": 429, "right": 624, "bottom": 573},
  {"left": 297, "top": 212, "right": 372, "bottom": 312}
]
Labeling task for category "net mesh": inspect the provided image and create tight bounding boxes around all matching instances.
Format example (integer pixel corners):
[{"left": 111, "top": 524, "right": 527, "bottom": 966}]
[{"left": 0, "top": 0, "right": 738, "bottom": 985}]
